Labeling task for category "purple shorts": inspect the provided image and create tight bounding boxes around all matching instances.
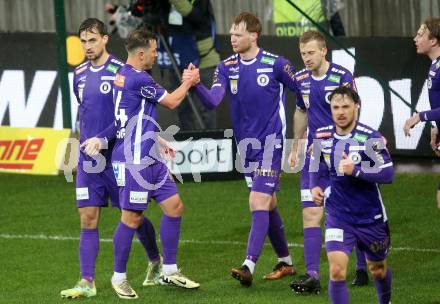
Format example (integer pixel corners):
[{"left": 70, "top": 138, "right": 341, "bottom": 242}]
[
  {"left": 113, "top": 161, "right": 178, "bottom": 211},
  {"left": 325, "top": 214, "right": 391, "bottom": 262},
  {"left": 244, "top": 170, "right": 281, "bottom": 195},
  {"left": 242, "top": 152, "right": 282, "bottom": 195},
  {"left": 76, "top": 164, "right": 119, "bottom": 208}
]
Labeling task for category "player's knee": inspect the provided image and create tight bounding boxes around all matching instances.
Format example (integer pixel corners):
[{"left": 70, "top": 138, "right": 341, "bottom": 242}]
[
  {"left": 329, "top": 263, "right": 346, "bottom": 281},
  {"left": 302, "top": 207, "right": 323, "bottom": 227},
  {"left": 167, "top": 198, "right": 184, "bottom": 217},
  {"left": 368, "top": 263, "right": 386, "bottom": 279},
  {"left": 79, "top": 209, "right": 99, "bottom": 229}
]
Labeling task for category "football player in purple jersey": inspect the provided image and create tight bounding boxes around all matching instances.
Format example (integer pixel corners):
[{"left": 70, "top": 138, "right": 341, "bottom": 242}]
[
  {"left": 310, "top": 86, "right": 393, "bottom": 304},
  {"left": 289, "top": 30, "right": 368, "bottom": 294},
  {"left": 404, "top": 17, "right": 440, "bottom": 209},
  {"left": 60, "top": 18, "right": 161, "bottom": 299},
  {"left": 184, "top": 12, "right": 300, "bottom": 286},
  {"left": 107, "top": 28, "right": 200, "bottom": 299}
]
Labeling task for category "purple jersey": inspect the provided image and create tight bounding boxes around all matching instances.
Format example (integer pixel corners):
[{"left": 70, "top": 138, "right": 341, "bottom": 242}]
[
  {"left": 73, "top": 55, "right": 124, "bottom": 165},
  {"left": 295, "top": 63, "right": 354, "bottom": 144},
  {"left": 311, "top": 122, "right": 394, "bottom": 225},
  {"left": 111, "top": 64, "right": 167, "bottom": 165},
  {"left": 419, "top": 56, "right": 440, "bottom": 124},
  {"left": 213, "top": 49, "right": 300, "bottom": 162}
]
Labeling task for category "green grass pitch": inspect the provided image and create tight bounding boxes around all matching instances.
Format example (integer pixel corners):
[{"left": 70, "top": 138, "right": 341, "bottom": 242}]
[{"left": 0, "top": 172, "right": 439, "bottom": 303}]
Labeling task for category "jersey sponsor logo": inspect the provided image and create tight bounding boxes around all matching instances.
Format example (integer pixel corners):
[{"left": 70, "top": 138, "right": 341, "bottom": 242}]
[
  {"left": 348, "top": 151, "right": 362, "bottom": 164},
  {"left": 301, "top": 81, "right": 310, "bottom": 87},
  {"left": 324, "top": 85, "right": 339, "bottom": 91},
  {"left": 114, "top": 74, "right": 125, "bottom": 87},
  {"left": 316, "top": 132, "right": 331, "bottom": 138},
  {"left": 229, "top": 66, "right": 239, "bottom": 73},
  {"left": 228, "top": 75, "right": 239, "bottom": 79},
  {"left": 436, "top": 61, "right": 440, "bottom": 69},
  {"left": 76, "top": 187, "right": 89, "bottom": 200},
  {"left": 75, "top": 65, "right": 87, "bottom": 75},
  {"left": 141, "top": 86, "right": 157, "bottom": 98},
  {"left": 260, "top": 56, "right": 275, "bottom": 65},
  {"left": 99, "top": 81, "right": 112, "bottom": 94},
  {"left": 325, "top": 228, "right": 344, "bottom": 242},
  {"left": 257, "top": 68, "right": 273, "bottom": 73},
  {"left": 353, "top": 133, "right": 368, "bottom": 142},
  {"left": 295, "top": 73, "right": 309, "bottom": 81},
  {"left": 283, "top": 64, "right": 295, "bottom": 80},
  {"left": 257, "top": 74, "right": 269, "bottom": 86},
  {"left": 429, "top": 70, "right": 436, "bottom": 77},
  {"left": 328, "top": 74, "right": 341, "bottom": 83},
  {"left": 321, "top": 139, "right": 333, "bottom": 148},
  {"left": 129, "top": 191, "right": 148, "bottom": 204},
  {"left": 101, "top": 76, "right": 116, "bottom": 81},
  {"left": 265, "top": 182, "right": 275, "bottom": 187},
  {"left": 230, "top": 79, "right": 238, "bottom": 94},
  {"left": 106, "top": 64, "right": 119, "bottom": 74},
  {"left": 224, "top": 60, "right": 238, "bottom": 66}
]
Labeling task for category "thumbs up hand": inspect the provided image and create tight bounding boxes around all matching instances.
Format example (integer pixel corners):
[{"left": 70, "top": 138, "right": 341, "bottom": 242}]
[{"left": 338, "top": 152, "right": 355, "bottom": 176}]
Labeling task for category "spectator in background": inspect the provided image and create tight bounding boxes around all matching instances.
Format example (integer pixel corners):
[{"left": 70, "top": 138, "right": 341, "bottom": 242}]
[
  {"left": 162, "top": 0, "right": 221, "bottom": 130},
  {"left": 272, "top": 0, "right": 345, "bottom": 37}
]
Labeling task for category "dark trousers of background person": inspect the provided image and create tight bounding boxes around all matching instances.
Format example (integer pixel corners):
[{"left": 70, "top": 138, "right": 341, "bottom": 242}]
[{"left": 168, "top": 66, "right": 217, "bottom": 130}]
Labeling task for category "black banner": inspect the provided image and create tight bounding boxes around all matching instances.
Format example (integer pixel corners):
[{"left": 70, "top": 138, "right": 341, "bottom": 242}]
[{"left": 0, "top": 33, "right": 433, "bottom": 157}]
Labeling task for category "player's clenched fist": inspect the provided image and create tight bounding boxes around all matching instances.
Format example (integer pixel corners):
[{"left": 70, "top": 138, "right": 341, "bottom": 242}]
[
  {"left": 338, "top": 153, "right": 354, "bottom": 176},
  {"left": 311, "top": 186, "right": 324, "bottom": 205}
]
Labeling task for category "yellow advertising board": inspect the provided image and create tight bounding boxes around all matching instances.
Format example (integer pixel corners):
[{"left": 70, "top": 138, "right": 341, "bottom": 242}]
[{"left": 0, "top": 127, "right": 71, "bottom": 175}]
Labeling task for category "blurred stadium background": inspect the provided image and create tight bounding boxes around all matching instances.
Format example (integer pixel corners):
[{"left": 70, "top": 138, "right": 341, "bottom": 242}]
[{"left": 0, "top": 0, "right": 439, "bottom": 303}]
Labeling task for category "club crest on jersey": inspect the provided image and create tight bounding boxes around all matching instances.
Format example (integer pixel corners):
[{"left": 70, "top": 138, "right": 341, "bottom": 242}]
[
  {"left": 257, "top": 74, "right": 269, "bottom": 87},
  {"left": 141, "top": 86, "right": 156, "bottom": 98},
  {"left": 230, "top": 79, "right": 238, "bottom": 94},
  {"left": 302, "top": 94, "right": 310, "bottom": 108},
  {"left": 325, "top": 91, "right": 332, "bottom": 104},
  {"left": 348, "top": 151, "right": 362, "bottom": 164},
  {"left": 100, "top": 81, "right": 111, "bottom": 94},
  {"left": 436, "top": 61, "right": 440, "bottom": 69}
]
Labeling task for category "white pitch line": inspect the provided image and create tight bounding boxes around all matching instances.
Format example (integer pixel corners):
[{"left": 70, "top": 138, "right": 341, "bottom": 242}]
[{"left": 0, "top": 233, "right": 439, "bottom": 254}]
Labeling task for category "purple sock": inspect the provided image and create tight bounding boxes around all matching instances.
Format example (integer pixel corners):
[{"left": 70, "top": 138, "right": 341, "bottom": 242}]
[
  {"left": 328, "top": 280, "right": 349, "bottom": 304},
  {"left": 79, "top": 228, "right": 99, "bottom": 281},
  {"left": 355, "top": 245, "right": 367, "bottom": 271},
  {"left": 268, "top": 208, "right": 289, "bottom": 259},
  {"left": 160, "top": 215, "right": 181, "bottom": 265},
  {"left": 303, "top": 227, "right": 322, "bottom": 279},
  {"left": 136, "top": 216, "right": 160, "bottom": 262},
  {"left": 113, "top": 222, "right": 136, "bottom": 273},
  {"left": 375, "top": 267, "right": 392, "bottom": 304},
  {"left": 246, "top": 210, "right": 269, "bottom": 263}
]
